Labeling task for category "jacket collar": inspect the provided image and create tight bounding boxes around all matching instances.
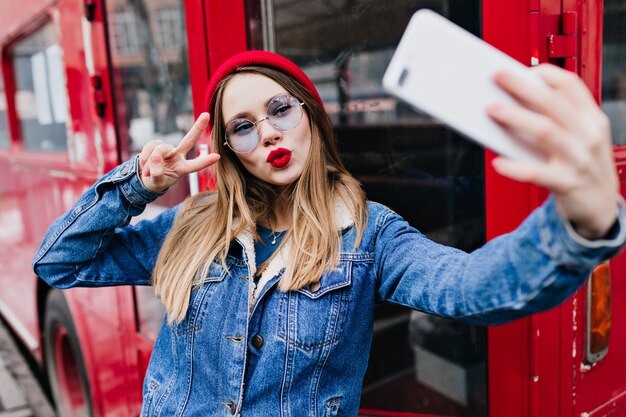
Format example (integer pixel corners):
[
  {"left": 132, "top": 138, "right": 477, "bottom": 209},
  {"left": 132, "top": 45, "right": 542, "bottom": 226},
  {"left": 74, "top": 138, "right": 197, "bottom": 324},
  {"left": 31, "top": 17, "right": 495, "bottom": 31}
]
[{"left": 234, "top": 197, "right": 354, "bottom": 304}]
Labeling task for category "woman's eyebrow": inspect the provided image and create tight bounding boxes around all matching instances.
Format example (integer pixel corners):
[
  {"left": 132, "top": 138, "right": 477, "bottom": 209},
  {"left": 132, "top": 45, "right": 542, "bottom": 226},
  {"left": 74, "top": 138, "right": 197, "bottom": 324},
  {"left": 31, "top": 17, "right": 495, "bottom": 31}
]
[
  {"left": 225, "top": 111, "right": 251, "bottom": 126},
  {"left": 224, "top": 94, "right": 287, "bottom": 125}
]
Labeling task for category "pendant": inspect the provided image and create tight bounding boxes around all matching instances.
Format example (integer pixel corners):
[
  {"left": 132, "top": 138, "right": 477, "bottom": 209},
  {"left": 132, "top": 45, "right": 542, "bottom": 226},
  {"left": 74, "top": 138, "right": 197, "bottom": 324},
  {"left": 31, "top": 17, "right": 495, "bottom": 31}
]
[{"left": 271, "top": 235, "right": 278, "bottom": 245}]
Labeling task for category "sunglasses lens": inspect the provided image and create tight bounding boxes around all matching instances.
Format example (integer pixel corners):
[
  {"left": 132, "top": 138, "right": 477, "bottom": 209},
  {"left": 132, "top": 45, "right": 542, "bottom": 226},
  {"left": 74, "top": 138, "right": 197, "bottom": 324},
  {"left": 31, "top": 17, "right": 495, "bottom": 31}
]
[
  {"left": 268, "top": 96, "right": 303, "bottom": 131},
  {"left": 226, "top": 119, "right": 258, "bottom": 153}
]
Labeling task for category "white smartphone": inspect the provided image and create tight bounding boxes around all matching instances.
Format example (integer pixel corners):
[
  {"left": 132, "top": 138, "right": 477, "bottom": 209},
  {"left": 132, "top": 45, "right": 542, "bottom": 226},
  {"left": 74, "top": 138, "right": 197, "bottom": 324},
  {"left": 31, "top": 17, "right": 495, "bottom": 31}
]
[{"left": 383, "top": 9, "right": 546, "bottom": 163}]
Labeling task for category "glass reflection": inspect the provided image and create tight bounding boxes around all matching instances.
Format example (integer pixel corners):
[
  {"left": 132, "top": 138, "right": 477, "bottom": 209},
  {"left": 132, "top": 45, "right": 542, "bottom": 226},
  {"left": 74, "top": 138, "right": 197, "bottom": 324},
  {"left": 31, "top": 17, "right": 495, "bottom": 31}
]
[
  {"left": 0, "top": 75, "right": 8, "bottom": 148},
  {"left": 105, "top": 0, "right": 193, "bottom": 206},
  {"left": 12, "top": 22, "right": 68, "bottom": 153},
  {"left": 247, "top": 1, "right": 487, "bottom": 415}
]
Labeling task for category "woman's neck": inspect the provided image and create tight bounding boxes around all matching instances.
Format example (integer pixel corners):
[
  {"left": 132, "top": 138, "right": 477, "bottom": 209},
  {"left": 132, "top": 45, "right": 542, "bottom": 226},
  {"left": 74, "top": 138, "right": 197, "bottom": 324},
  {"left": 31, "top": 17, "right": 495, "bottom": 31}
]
[
  {"left": 258, "top": 192, "right": 290, "bottom": 231},
  {"left": 260, "top": 208, "right": 289, "bottom": 231}
]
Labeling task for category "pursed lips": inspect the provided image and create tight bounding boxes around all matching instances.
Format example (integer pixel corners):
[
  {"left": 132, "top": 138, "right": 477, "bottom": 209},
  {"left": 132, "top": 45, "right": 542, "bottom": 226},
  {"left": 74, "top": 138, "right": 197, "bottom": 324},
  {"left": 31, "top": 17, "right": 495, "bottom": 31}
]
[{"left": 267, "top": 148, "right": 292, "bottom": 168}]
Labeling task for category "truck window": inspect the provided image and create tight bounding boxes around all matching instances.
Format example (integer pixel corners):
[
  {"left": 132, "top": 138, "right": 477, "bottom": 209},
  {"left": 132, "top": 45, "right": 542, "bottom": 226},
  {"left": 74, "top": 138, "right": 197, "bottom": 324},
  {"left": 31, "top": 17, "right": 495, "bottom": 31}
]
[
  {"left": 0, "top": 74, "right": 8, "bottom": 148},
  {"left": 603, "top": 0, "right": 626, "bottom": 146},
  {"left": 11, "top": 21, "right": 69, "bottom": 152},
  {"left": 105, "top": 0, "right": 192, "bottom": 208},
  {"left": 246, "top": 1, "right": 486, "bottom": 415}
]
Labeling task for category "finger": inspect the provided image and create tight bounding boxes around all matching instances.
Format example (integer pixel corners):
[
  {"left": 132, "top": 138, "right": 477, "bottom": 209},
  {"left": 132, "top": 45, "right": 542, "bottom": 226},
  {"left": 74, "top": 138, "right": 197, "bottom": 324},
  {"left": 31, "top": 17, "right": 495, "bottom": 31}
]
[
  {"left": 179, "top": 153, "right": 221, "bottom": 175},
  {"left": 139, "top": 140, "right": 164, "bottom": 169},
  {"left": 532, "top": 64, "right": 597, "bottom": 110},
  {"left": 153, "top": 143, "right": 177, "bottom": 160},
  {"left": 487, "top": 102, "right": 570, "bottom": 159},
  {"left": 492, "top": 156, "right": 574, "bottom": 192},
  {"left": 489, "top": 100, "right": 612, "bottom": 172},
  {"left": 492, "top": 157, "right": 551, "bottom": 186},
  {"left": 148, "top": 153, "right": 164, "bottom": 178},
  {"left": 176, "top": 113, "right": 211, "bottom": 155},
  {"left": 493, "top": 70, "right": 580, "bottom": 131}
]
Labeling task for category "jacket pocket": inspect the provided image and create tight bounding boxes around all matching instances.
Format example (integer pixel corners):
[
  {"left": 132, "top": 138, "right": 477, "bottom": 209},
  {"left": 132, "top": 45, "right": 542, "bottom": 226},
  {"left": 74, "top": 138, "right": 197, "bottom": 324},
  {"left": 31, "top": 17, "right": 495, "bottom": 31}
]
[
  {"left": 278, "top": 261, "right": 352, "bottom": 351},
  {"left": 174, "top": 261, "right": 227, "bottom": 336}
]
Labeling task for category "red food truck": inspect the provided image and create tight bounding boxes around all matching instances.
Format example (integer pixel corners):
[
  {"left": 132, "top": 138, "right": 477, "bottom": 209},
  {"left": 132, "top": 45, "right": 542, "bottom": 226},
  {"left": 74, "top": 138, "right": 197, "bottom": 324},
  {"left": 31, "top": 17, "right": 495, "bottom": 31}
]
[{"left": 0, "top": 0, "right": 625, "bottom": 416}]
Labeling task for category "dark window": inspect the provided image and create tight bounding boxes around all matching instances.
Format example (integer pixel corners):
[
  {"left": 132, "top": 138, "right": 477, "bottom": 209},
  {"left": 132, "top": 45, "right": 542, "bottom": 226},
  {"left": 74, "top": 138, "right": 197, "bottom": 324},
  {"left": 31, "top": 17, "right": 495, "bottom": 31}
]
[
  {"left": 247, "top": 1, "right": 487, "bottom": 415},
  {"left": 603, "top": 0, "right": 626, "bottom": 146},
  {"left": 12, "top": 22, "right": 68, "bottom": 152}
]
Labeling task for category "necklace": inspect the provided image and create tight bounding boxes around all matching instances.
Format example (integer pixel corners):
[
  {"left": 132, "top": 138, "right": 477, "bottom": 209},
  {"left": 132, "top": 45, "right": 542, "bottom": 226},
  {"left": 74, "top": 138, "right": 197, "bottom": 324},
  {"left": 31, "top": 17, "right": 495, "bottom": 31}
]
[{"left": 271, "top": 230, "right": 284, "bottom": 245}]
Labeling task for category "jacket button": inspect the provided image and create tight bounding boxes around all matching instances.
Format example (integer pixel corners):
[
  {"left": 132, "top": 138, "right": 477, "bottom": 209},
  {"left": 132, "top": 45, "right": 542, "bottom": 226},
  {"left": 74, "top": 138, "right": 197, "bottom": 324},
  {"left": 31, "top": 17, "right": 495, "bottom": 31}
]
[
  {"left": 223, "top": 401, "right": 236, "bottom": 414},
  {"left": 310, "top": 281, "right": 321, "bottom": 292},
  {"left": 120, "top": 164, "right": 130, "bottom": 175},
  {"left": 251, "top": 335, "right": 264, "bottom": 348}
]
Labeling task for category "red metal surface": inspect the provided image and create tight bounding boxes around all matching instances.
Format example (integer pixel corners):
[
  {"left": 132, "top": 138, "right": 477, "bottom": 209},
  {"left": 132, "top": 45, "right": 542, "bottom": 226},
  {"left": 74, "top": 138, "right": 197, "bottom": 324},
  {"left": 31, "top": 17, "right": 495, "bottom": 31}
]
[
  {"left": 585, "top": 389, "right": 626, "bottom": 417},
  {"left": 561, "top": 1, "right": 626, "bottom": 416},
  {"left": 117, "top": 286, "right": 145, "bottom": 417},
  {"left": 485, "top": 1, "right": 626, "bottom": 416},
  {"left": 571, "top": 177, "right": 626, "bottom": 416},
  {"left": 185, "top": 0, "right": 211, "bottom": 119},
  {"left": 482, "top": 1, "right": 533, "bottom": 416},
  {"left": 195, "top": 0, "right": 247, "bottom": 192},
  {"left": 0, "top": 2, "right": 72, "bottom": 362},
  {"left": 545, "top": 11, "right": 579, "bottom": 72},
  {"left": 575, "top": 0, "right": 603, "bottom": 104},
  {"left": 529, "top": 185, "right": 560, "bottom": 417},
  {"left": 0, "top": 1, "right": 54, "bottom": 46},
  {"left": 482, "top": 1, "right": 574, "bottom": 417}
]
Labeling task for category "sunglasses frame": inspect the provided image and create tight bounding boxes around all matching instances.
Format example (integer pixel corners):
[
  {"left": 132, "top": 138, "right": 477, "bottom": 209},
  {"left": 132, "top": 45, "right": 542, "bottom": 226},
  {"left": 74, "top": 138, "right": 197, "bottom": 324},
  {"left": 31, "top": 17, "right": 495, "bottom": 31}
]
[{"left": 223, "top": 94, "right": 305, "bottom": 154}]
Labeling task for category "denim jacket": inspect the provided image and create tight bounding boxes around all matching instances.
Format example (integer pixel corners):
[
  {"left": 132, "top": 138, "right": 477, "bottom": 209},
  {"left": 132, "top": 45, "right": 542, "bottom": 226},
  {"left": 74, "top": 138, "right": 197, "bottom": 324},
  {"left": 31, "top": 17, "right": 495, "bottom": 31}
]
[{"left": 33, "top": 156, "right": 626, "bottom": 417}]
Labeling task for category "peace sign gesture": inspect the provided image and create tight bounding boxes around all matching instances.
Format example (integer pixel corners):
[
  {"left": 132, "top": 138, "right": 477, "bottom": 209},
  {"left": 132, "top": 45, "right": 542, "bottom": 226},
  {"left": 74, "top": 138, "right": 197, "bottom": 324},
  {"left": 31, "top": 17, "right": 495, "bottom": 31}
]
[{"left": 138, "top": 113, "right": 221, "bottom": 194}]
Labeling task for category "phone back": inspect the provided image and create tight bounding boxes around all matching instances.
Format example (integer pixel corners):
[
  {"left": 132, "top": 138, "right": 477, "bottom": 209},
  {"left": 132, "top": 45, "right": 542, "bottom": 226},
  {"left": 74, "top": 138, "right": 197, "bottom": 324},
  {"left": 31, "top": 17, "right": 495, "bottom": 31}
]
[{"left": 383, "top": 9, "right": 545, "bottom": 163}]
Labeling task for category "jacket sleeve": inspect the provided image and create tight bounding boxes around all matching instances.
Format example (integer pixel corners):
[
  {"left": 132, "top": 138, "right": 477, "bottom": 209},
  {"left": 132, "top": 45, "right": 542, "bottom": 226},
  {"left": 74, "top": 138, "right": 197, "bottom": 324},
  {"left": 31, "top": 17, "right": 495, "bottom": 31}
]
[
  {"left": 32, "top": 156, "right": 181, "bottom": 288},
  {"left": 374, "top": 196, "right": 626, "bottom": 325}
]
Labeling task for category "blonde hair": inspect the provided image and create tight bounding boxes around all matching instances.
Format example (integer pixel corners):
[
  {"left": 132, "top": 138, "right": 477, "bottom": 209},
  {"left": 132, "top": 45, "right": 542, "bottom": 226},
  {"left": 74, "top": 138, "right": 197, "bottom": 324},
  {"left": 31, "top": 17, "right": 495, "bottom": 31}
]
[{"left": 152, "top": 66, "right": 367, "bottom": 323}]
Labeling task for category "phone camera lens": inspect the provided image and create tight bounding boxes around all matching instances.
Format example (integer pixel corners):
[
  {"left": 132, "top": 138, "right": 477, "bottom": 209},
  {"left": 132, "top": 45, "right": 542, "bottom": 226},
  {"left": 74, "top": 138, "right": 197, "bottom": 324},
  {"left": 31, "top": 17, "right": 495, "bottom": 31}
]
[{"left": 398, "top": 68, "right": 410, "bottom": 86}]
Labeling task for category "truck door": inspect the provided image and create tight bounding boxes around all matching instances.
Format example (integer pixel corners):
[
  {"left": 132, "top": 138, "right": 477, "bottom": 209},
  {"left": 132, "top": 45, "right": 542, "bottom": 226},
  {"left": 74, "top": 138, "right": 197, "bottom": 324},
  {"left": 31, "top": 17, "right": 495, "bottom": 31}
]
[
  {"left": 486, "top": 0, "right": 626, "bottom": 415},
  {"left": 572, "top": 0, "right": 626, "bottom": 415}
]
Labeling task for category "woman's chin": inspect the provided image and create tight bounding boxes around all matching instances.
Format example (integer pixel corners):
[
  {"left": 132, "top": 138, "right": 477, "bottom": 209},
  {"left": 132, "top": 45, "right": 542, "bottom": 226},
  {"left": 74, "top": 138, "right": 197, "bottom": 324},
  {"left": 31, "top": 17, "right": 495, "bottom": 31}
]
[{"left": 266, "top": 168, "right": 302, "bottom": 187}]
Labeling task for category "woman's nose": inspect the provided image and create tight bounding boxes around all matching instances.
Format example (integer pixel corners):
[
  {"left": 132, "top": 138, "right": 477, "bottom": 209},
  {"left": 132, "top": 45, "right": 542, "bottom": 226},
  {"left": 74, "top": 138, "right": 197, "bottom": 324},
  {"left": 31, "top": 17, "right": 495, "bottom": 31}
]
[{"left": 258, "top": 119, "right": 282, "bottom": 146}]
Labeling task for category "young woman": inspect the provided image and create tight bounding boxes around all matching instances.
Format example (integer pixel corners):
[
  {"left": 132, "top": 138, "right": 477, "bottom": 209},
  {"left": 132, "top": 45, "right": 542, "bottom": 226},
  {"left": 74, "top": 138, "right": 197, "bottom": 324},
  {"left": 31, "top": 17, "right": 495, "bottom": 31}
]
[{"left": 34, "top": 51, "right": 625, "bottom": 416}]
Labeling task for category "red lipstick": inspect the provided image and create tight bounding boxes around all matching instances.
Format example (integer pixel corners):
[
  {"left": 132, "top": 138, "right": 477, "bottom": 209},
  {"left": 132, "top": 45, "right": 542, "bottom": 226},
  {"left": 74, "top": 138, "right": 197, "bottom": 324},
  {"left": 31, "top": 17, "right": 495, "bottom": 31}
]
[{"left": 267, "top": 148, "right": 292, "bottom": 169}]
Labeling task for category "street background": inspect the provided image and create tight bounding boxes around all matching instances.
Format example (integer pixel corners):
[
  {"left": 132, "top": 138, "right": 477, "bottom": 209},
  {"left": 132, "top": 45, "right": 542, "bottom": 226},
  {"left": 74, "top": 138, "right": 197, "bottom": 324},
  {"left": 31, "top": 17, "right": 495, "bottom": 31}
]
[{"left": 0, "top": 319, "right": 54, "bottom": 417}]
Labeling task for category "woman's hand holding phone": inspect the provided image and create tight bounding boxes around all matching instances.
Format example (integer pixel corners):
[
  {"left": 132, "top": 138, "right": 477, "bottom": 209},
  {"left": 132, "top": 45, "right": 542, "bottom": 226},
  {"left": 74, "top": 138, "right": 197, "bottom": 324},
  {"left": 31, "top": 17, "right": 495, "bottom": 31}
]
[
  {"left": 488, "top": 65, "right": 619, "bottom": 240},
  {"left": 138, "top": 112, "right": 220, "bottom": 194},
  {"left": 383, "top": 10, "right": 619, "bottom": 240}
]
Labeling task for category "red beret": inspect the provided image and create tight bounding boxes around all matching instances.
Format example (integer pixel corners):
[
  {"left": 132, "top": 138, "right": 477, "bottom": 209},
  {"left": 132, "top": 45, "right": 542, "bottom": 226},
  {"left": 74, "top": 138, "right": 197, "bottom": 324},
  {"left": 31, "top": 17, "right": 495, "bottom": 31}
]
[{"left": 204, "top": 50, "right": 324, "bottom": 128}]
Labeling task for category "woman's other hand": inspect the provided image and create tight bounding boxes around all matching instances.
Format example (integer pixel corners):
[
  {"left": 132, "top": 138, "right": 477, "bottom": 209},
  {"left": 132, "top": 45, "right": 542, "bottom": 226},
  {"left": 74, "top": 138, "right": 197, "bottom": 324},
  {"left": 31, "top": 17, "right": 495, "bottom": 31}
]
[
  {"left": 138, "top": 112, "right": 220, "bottom": 194},
  {"left": 487, "top": 64, "right": 619, "bottom": 240}
]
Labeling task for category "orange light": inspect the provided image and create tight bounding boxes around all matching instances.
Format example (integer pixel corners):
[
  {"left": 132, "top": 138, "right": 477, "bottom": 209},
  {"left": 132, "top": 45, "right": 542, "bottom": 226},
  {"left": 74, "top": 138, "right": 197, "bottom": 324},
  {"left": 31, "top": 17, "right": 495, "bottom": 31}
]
[{"left": 586, "top": 263, "right": 611, "bottom": 363}]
